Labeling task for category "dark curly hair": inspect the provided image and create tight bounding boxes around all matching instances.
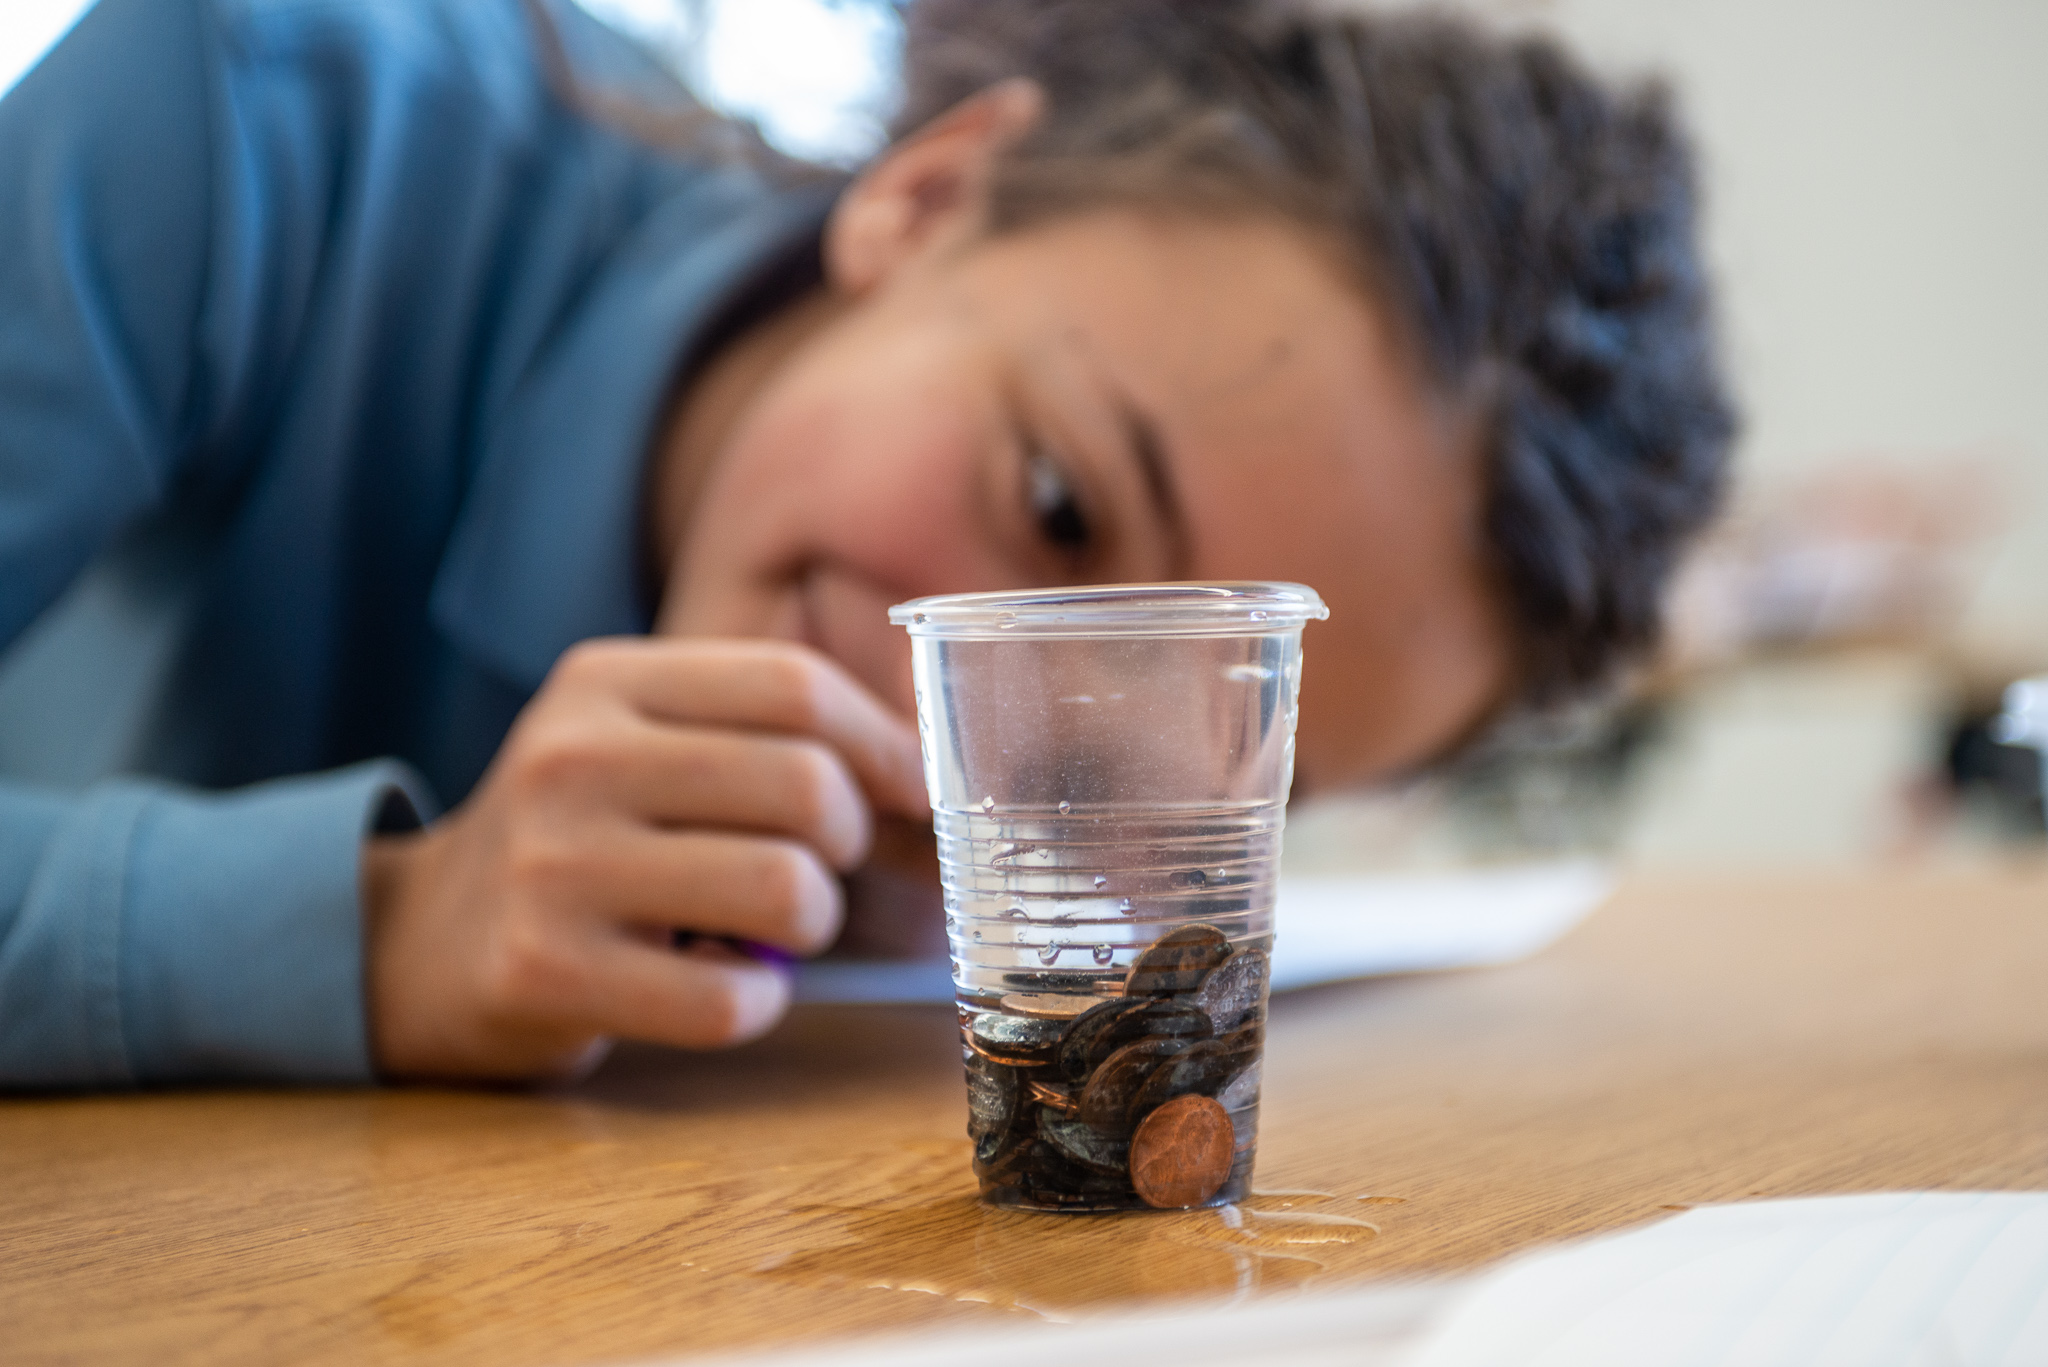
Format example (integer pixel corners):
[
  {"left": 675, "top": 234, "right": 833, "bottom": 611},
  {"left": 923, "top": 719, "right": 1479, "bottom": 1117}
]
[{"left": 893, "top": 0, "right": 1735, "bottom": 707}]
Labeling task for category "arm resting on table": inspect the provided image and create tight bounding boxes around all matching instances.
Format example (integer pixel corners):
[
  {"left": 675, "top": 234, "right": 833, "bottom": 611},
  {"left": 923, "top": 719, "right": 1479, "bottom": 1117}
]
[{"left": 0, "top": 764, "right": 435, "bottom": 1087}]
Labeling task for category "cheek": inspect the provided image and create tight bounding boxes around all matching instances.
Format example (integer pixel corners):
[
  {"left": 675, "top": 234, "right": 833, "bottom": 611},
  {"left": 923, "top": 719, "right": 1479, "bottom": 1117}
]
[
  {"left": 702, "top": 337, "right": 1006, "bottom": 593},
  {"left": 802, "top": 567, "right": 918, "bottom": 715}
]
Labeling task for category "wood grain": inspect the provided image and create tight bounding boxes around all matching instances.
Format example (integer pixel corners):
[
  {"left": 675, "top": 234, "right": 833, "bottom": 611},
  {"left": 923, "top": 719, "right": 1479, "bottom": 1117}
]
[{"left": 4, "top": 862, "right": 2046, "bottom": 1366}]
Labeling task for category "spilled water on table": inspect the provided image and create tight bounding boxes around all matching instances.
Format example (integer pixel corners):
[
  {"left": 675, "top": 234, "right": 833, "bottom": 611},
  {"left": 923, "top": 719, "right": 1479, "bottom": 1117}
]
[{"left": 685, "top": 1142, "right": 1399, "bottom": 1320}]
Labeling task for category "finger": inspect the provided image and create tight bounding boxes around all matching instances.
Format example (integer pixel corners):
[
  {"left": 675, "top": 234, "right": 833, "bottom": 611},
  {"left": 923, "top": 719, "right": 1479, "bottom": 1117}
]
[
  {"left": 554, "top": 638, "right": 928, "bottom": 817},
  {"left": 570, "top": 933, "right": 792, "bottom": 1050},
  {"left": 566, "top": 722, "right": 873, "bottom": 871},
  {"left": 554, "top": 827, "right": 847, "bottom": 955}
]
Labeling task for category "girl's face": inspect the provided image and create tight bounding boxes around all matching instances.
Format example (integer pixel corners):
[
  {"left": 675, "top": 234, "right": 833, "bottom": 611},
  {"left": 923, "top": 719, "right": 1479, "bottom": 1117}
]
[{"left": 656, "top": 97, "right": 1511, "bottom": 792}]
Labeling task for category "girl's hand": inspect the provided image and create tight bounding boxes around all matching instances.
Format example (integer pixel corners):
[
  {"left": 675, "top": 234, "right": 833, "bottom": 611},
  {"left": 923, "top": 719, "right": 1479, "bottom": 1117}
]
[{"left": 360, "top": 637, "right": 929, "bottom": 1080}]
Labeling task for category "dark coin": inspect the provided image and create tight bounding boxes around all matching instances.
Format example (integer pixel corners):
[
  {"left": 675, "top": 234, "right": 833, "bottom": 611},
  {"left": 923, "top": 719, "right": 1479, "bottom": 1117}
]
[
  {"left": 968, "top": 1011, "right": 1064, "bottom": 1066},
  {"left": 1126, "top": 924, "right": 1232, "bottom": 996},
  {"left": 1029, "top": 1079, "right": 1080, "bottom": 1115},
  {"left": 1191, "top": 947, "right": 1269, "bottom": 1033},
  {"left": 1055, "top": 998, "right": 1149, "bottom": 1082},
  {"left": 1216, "top": 1058, "right": 1263, "bottom": 1112},
  {"left": 1131, "top": 998, "right": 1216, "bottom": 1041},
  {"left": 1128, "top": 1035, "right": 1257, "bottom": 1117},
  {"left": 1038, "top": 1110, "right": 1131, "bottom": 1175},
  {"left": 973, "top": 1125, "right": 1032, "bottom": 1181},
  {"left": 1001, "top": 970, "right": 1110, "bottom": 994},
  {"left": 966, "top": 1054, "right": 1021, "bottom": 1139},
  {"left": 1056, "top": 998, "right": 1210, "bottom": 1083},
  {"left": 1230, "top": 1101, "right": 1259, "bottom": 1155},
  {"left": 1130, "top": 1094, "right": 1236, "bottom": 1208},
  {"left": 1001, "top": 993, "right": 1102, "bottom": 1020},
  {"left": 1017, "top": 1178, "right": 1129, "bottom": 1209},
  {"left": 1080, "top": 1036, "right": 1190, "bottom": 1134}
]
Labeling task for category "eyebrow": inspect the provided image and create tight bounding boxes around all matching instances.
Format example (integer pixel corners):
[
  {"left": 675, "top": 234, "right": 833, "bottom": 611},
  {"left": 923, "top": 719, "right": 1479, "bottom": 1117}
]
[{"left": 1115, "top": 397, "right": 1193, "bottom": 580}]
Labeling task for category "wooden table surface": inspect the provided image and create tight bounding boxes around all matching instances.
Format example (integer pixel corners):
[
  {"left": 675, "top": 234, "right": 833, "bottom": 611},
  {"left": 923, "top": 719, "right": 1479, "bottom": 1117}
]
[{"left": 5, "top": 863, "right": 2046, "bottom": 1366}]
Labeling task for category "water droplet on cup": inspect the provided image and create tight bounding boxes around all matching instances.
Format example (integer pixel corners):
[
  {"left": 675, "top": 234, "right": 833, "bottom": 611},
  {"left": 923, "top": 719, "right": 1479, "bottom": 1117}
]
[
  {"left": 1091, "top": 944, "right": 1115, "bottom": 965},
  {"left": 911, "top": 611, "right": 928, "bottom": 625},
  {"left": 995, "top": 612, "right": 1019, "bottom": 630},
  {"left": 981, "top": 796, "right": 996, "bottom": 813},
  {"left": 1057, "top": 800, "right": 1072, "bottom": 815},
  {"left": 1037, "top": 941, "right": 1064, "bottom": 964},
  {"left": 1093, "top": 875, "right": 1109, "bottom": 889},
  {"left": 1117, "top": 898, "right": 1134, "bottom": 914},
  {"left": 1006, "top": 905, "right": 1028, "bottom": 921},
  {"left": 1049, "top": 913, "right": 1075, "bottom": 927},
  {"left": 971, "top": 930, "right": 983, "bottom": 942},
  {"left": 1249, "top": 610, "right": 1269, "bottom": 622}
]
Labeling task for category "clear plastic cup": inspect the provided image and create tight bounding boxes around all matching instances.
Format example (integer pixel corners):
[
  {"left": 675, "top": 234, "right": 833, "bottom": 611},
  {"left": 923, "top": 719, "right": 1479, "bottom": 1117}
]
[{"left": 889, "top": 582, "right": 1328, "bottom": 1212}]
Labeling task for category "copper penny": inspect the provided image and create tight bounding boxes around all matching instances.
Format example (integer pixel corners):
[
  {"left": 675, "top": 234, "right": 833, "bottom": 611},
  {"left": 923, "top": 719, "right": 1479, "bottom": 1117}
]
[
  {"left": 1129, "top": 1094, "right": 1234, "bottom": 1209},
  {"left": 1029, "top": 1079, "right": 1081, "bottom": 1114}
]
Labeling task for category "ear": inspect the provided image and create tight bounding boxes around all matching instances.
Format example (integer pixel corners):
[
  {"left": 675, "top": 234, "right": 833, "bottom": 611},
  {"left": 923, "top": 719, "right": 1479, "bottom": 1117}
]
[{"left": 824, "top": 79, "right": 1045, "bottom": 296}]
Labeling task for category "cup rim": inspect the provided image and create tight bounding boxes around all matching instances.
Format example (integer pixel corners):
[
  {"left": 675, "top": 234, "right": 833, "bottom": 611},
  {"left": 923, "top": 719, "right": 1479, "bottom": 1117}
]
[{"left": 888, "top": 581, "right": 1328, "bottom": 637}]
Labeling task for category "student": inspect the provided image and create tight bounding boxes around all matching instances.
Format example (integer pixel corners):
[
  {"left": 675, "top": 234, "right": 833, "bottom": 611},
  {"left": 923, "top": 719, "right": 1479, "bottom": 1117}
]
[{"left": 0, "top": 0, "right": 1731, "bottom": 1087}]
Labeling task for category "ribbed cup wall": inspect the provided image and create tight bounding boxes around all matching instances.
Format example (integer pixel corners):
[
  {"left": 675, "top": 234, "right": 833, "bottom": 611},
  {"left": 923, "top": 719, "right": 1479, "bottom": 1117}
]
[{"left": 942, "top": 800, "right": 1282, "bottom": 1002}]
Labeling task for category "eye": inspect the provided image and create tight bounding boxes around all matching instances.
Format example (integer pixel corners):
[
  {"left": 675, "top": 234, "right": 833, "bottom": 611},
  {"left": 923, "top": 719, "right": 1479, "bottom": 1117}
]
[{"left": 1026, "top": 450, "right": 1092, "bottom": 551}]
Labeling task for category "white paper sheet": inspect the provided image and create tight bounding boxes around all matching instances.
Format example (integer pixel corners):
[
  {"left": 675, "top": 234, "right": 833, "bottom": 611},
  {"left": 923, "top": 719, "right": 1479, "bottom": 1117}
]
[
  {"left": 1406, "top": 1191, "right": 2048, "bottom": 1367},
  {"left": 791, "top": 859, "right": 1613, "bottom": 1004}
]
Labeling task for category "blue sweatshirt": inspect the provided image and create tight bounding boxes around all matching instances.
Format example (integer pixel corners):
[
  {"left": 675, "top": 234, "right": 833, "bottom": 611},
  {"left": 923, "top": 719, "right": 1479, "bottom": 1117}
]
[{"left": 0, "top": 0, "right": 830, "bottom": 1086}]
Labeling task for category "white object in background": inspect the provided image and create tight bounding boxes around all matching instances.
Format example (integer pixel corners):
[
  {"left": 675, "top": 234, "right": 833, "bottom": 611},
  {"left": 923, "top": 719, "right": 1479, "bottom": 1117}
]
[
  {"left": 572, "top": 0, "right": 898, "bottom": 166},
  {"left": 1267, "top": 861, "right": 1611, "bottom": 991},
  {"left": 0, "top": 0, "right": 92, "bottom": 98},
  {"left": 792, "top": 860, "right": 1611, "bottom": 1005},
  {"left": 1405, "top": 1191, "right": 2048, "bottom": 1367},
  {"left": 1992, "top": 674, "right": 2048, "bottom": 807}
]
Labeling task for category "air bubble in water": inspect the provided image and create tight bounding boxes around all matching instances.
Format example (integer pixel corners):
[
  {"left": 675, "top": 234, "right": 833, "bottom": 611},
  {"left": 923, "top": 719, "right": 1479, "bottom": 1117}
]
[
  {"left": 981, "top": 795, "right": 996, "bottom": 813},
  {"left": 1091, "top": 944, "right": 1115, "bottom": 965},
  {"left": 1093, "top": 875, "right": 1109, "bottom": 889},
  {"left": 1057, "top": 800, "right": 1072, "bottom": 815},
  {"left": 1037, "top": 941, "right": 1064, "bottom": 964}
]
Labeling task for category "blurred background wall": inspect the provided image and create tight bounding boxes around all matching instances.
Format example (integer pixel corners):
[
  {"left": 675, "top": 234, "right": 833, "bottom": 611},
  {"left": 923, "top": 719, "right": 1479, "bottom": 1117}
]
[{"left": 4, "top": 0, "right": 2044, "bottom": 870}]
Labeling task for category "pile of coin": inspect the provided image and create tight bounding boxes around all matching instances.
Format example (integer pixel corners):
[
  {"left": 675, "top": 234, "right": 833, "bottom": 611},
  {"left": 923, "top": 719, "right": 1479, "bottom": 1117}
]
[{"left": 963, "top": 923, "right": 1269, "bottom": 1211}]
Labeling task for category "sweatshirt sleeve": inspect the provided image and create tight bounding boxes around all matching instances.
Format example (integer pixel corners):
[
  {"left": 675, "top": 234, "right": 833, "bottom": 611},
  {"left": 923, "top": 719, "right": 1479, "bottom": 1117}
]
[
  {"left": 0, "top": 765, "right": 433, "bottom": 1087},
  {"left": 0, "top": 0, "right": 434, "bottom": 1087}
]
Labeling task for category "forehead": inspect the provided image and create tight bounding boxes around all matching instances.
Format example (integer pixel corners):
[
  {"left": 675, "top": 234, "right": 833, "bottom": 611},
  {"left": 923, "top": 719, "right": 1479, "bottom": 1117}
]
[{"left": 958, "top": 210, "right": 1511, "bottom": 781}]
